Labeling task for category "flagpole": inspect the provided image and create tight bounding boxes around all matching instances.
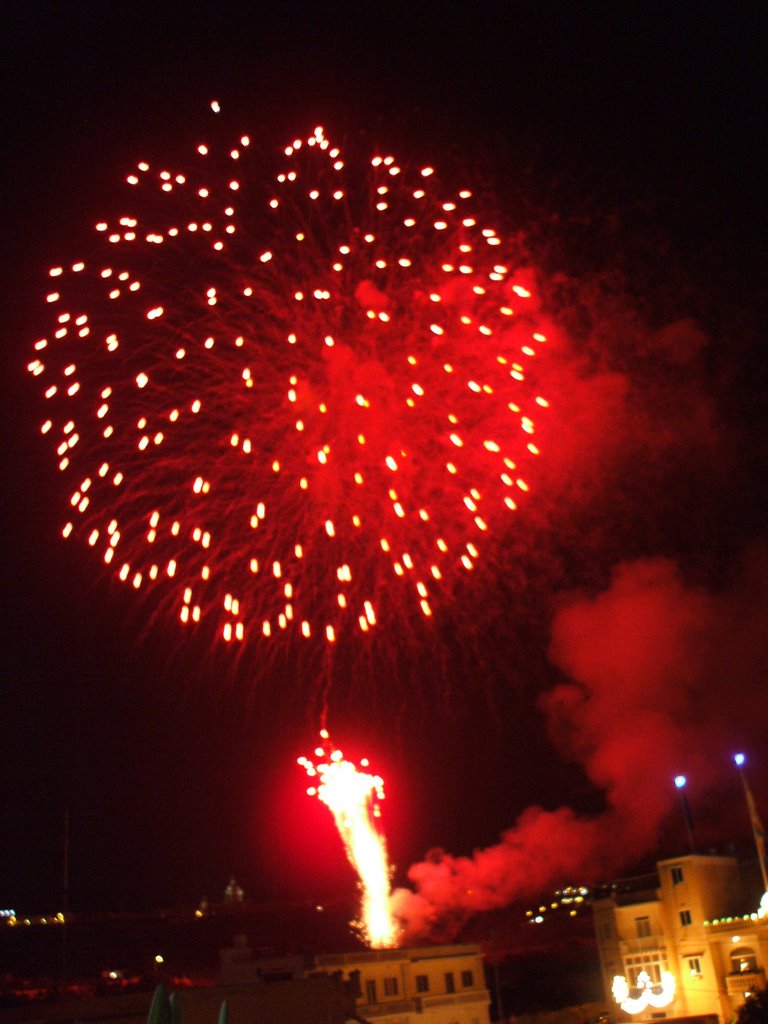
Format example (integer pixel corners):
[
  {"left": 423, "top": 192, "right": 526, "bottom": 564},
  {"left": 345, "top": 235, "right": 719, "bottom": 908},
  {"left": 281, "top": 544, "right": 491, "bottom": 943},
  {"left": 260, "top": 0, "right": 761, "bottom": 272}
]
[{"left": 733, "top": 753, "right": 768, "bottom": 893}]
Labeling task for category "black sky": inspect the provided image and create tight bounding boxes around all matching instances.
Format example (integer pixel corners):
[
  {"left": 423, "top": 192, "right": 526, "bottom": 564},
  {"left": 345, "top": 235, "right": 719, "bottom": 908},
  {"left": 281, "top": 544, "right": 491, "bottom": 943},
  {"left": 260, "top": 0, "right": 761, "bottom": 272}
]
[{"left": 2, "top": 1, "right": 767, "bottom": 922}]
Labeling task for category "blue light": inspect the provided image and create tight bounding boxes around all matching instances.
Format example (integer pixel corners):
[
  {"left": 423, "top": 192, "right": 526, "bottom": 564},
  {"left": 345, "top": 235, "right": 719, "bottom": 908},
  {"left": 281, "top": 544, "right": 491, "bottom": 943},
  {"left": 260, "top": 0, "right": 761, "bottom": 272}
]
[
  {"left": 674, "top": 775, "right": 687, "bottom": 789},
  {"left": 734, "top": 753, "right": 745, "bottom": 767}
]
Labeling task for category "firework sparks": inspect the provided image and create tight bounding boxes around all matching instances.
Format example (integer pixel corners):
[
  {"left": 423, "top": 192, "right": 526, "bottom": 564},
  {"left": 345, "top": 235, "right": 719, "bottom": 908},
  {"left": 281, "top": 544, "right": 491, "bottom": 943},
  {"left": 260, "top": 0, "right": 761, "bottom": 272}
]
[
  {"left": 298, "top": 730, "right": 399, "bottom": 948},
  {"left": 30, "top": 105, "right": 549, "bottom": 647}
]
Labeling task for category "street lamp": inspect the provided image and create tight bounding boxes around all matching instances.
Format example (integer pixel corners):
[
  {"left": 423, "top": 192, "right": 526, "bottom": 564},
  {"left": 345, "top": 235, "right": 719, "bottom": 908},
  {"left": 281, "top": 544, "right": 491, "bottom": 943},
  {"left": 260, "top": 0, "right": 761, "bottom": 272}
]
[
  {"left": 674, "top": 775, "right": 694, "bottom": 853},
  {"left": 733, "top": 753, "right": 768, "bottom": 893}
]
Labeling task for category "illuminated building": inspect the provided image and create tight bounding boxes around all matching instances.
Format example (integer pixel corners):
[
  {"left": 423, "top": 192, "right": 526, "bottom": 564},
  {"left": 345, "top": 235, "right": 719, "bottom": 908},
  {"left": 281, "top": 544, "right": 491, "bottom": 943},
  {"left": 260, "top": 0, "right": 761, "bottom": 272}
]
[
  {"left": 593, "top": 854, "right": 767, "bottom": 1023},
  {"left": 216, "top": 938, "right": 490, "bottom": 1024},
  {"left": 314, "top": 944, "right": 491, "bottom": 1024}
]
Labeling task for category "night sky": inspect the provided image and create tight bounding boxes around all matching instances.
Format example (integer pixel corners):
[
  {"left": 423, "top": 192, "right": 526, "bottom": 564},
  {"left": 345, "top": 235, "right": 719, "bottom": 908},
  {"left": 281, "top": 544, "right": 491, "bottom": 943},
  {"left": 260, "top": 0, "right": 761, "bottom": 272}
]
[{"left": 2, "top": 0, "right": 767, "bottom": 938}]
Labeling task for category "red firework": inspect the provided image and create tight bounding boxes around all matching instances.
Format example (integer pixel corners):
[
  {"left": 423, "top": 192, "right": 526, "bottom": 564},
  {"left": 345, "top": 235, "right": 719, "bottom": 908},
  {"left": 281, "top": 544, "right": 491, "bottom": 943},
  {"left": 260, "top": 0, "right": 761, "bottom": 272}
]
[
  {"left": 29, "top": 107, "right": 549, "bottom": 647},
  {"left": 298, "top": 730, "right": 398, "bottom": 948}
]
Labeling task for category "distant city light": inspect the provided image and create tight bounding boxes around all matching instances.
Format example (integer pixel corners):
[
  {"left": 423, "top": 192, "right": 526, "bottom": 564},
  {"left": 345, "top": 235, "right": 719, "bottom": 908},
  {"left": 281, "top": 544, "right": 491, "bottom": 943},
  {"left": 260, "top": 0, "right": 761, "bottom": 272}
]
[
  {"left": 524, "top": 884, "right": 590, "bottom": 923},
  {"left": 1, "top": 909, "right": 67, "bottom": 927},
  {"left": 734, "top": 753, "right": 745, "bottom": 767},
  {"left": 674, "top": 775, "right": 687, "bottom": 789}
]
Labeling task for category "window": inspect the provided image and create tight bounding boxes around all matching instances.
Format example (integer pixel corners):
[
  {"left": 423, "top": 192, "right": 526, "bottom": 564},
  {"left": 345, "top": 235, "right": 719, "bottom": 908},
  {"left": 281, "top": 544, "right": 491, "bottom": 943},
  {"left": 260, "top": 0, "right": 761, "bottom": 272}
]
[
  {"left": 730, "top": 948, "right": 758, "bottom": 974},
  {"left": 625, "top": 954, "right": 667, "bottom": 986},
  {"left": 383, "top": 977, "right": 399, "bottom": 996},
  {"left": 687, "top": 957, "right": 702, "bottom": 977},
  {"left": 630, "top": 963, "right": 659, "bottom": 985},
  {"left": 445, "top": 972, "right": 455, "bottom": 993},
  {"left": 671, "top": 866, "right": 684, "bottom": 885},
  {"left": 416, "top": 974, "right": 429, "bottom": 993},
  {"left": 365, "top": 980, "right": 377, "bottom": 1004},
  {"left": 679, "top": 909, "right": 692, "bottom": 927},
  {"left": 635, "top": 916, "right": 652, "bottom": 938},
  {"left": 461, "top": 970, "right": 474, "bottom": 987}
]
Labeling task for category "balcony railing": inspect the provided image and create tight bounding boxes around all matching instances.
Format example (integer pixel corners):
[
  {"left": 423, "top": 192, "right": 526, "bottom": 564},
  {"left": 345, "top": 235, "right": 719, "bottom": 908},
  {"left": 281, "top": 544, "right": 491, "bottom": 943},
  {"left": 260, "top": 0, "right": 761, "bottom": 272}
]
[
  {"left": 706, "top": 916, "right": 768, "bottom": 935},
  {"left": 725, "top": 969, "right": 766, "bottom": 995},
  {"left": 359, "top": 997, "right": 413, "bottom": 1017},
  {"left": 360, "top": 990, "right": 490, "bottom": 1017},
  {"left": 619, "top": 937, "right": 666, "bottom": 954},
  {"left": 417, "top": 991, "right": 491, "bottom": 1010}
]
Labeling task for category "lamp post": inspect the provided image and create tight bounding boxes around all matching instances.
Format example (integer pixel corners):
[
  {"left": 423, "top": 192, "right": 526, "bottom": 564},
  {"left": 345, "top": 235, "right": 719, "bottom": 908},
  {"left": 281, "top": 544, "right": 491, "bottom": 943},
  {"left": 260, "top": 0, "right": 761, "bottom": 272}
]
[
  {"left": 674, "top": 775, "right": 695, "bottom": 854},
  {"left": 733, "top": 753, "right": 768, "bottom": 893}
]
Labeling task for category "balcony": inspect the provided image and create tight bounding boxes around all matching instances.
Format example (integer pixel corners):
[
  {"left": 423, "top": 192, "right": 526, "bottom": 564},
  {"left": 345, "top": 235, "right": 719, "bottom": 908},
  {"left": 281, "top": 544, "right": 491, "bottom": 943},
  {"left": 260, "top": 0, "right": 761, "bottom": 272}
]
[
  {"left": 620, "top": 937, "right": 666, "bottom": 955},
  {"left": 361, "top": 991, "right": 489, "bottom": 1018},
  {"left": 706, "top": 916, "right": 768, "bottom": 935},
  {"left": 417, "top": 991, "right": 491, "bottom": 1011},
  {"left": 725, "top": 969, "right": 766, "bottom": 996},
  {"left": 359, "top": 998, "right": 413, "bottom": 1017}
]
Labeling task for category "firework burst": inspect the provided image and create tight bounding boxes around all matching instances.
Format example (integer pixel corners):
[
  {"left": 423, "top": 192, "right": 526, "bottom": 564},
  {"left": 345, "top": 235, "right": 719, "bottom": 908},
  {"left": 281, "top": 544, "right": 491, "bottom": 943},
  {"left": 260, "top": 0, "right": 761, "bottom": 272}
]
[
  {"left": 30, "top": 106, "right": 549, "bottom": 649},
  {"left": 298, "top": 730, "right": 399, "bottom": 948}
]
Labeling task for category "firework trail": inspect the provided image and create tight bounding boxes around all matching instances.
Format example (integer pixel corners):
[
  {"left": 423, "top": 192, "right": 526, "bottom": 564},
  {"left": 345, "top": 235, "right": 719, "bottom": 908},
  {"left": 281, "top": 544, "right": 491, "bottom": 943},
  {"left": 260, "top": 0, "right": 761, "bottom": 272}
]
[
  {"left": 298, "top": 730, "right": 399, "bottom": 947},
  {"left": 29, "top": 104, "right": 549, "bottom": 649}
]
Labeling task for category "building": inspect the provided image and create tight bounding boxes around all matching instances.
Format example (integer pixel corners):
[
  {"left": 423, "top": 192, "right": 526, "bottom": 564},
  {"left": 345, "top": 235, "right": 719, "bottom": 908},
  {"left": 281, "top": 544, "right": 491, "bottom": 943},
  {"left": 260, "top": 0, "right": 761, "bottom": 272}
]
[
  {"left": 313, "top": 944, "right": 491, "bottom": 1024},
  {"left": 217, "top": 936, "right": 491, "bottom": 1024},
  {"left": 593, "top": 853, "right": 768, "bottom": 1024}
]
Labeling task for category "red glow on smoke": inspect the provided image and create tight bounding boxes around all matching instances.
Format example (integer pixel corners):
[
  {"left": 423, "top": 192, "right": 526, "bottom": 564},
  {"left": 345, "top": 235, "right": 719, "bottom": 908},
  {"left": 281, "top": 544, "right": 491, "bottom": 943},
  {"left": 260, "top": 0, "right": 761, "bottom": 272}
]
[{"left": 392, "top": 552, "right": 768, "bottom": 941}]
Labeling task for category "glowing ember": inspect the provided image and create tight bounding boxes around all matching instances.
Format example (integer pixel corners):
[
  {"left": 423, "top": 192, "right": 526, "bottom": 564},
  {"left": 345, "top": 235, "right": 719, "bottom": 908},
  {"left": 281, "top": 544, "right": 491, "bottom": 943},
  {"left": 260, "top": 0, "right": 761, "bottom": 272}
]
[
  {"left": 30, "top": 106, "right": 549, "bottom": 649},
  {"left": 298, "top": 730, "right": 399, "bottom": 948}
]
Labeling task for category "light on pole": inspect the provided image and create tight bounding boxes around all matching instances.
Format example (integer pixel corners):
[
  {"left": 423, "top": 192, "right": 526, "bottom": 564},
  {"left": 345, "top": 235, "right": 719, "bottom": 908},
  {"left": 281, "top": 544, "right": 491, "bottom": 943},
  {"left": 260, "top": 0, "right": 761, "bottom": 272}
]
[
  {"left": 733, "top": 753, "right": 768, "bottom": 893},
  {"left": 674, "top": 775, "right": 695, "bottom": 853}
]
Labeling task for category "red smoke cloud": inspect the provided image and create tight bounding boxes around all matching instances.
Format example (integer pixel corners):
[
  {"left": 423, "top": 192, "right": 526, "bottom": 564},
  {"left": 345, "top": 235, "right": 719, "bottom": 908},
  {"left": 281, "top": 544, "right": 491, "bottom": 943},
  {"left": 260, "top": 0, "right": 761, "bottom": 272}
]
[
  {"left": 392, "top": 550, "right": 768, "bottom": 940},
  {"left": 387, "top": 266, "right": 760, "bottom": 942}
]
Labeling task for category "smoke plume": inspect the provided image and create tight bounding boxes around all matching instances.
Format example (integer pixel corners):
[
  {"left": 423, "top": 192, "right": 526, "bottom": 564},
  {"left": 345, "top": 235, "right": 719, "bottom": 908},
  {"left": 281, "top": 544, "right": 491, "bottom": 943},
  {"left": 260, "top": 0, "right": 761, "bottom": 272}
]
[{"left": 392, "top": 548, "right": 768, "bottom": 940}]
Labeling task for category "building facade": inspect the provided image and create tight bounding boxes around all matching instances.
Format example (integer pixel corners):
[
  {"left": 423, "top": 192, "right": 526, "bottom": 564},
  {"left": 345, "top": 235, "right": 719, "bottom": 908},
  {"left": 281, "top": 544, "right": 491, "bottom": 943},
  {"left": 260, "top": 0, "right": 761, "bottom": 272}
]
[
  {"left": 314, "top": 944, "right": 491, "bottom": 1024},
  {"left": 593, "top": 854, "right": 768, "bottom": 1024}
]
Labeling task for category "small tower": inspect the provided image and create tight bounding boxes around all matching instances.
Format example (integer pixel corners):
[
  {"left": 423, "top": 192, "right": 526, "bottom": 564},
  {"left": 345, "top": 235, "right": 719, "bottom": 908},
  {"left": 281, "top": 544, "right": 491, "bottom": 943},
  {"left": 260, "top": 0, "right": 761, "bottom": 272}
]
[{"left": 223, "top": 876, "right": 244, "bottom": 904}]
